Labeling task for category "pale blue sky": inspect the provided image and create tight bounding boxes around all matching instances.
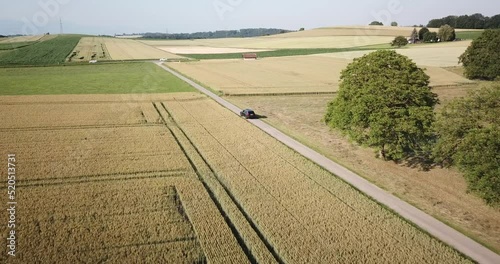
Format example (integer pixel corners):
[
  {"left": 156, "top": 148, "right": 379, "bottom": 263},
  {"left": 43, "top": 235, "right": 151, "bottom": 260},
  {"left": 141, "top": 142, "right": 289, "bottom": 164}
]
[{"left": 0, "top": 0, "right": 498, "bottom": 35}]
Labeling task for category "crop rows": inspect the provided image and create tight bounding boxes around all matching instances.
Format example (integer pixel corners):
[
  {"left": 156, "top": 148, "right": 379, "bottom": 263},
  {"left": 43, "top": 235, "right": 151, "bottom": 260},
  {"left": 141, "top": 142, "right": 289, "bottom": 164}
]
[
  {"left": 155, "top": 103, "right": 277, "bottom": 263},
  {"left": 0, "top": 126, "right": 194, "bottom": 181},
  {"left": 0, "top": 103, "right": 147, "bottom": 129},
  {"left": 0, "top": 177, "right": 207, "bottom": 263},
  {"left": 0, "top": 35, "right": 81, "bottom": 66},
  {"left": 163, "top": 97, "right": 472, "bottom": 263},
  {"left": 0, "top": 96, "right": 256, "bottom": 263}
]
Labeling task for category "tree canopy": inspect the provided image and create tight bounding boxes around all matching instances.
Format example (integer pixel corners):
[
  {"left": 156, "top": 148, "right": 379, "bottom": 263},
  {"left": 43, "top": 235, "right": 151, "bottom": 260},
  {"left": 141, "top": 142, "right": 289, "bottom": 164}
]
[
  {"left": 391, "top": 22, "right": 398, "bottom": 27},
  {"left": 418, "top": 27, "right": 430, "bottom": 40},
  {"left": 391, "top": 36, "right": 408, "bottom": 47},
  {"left": 325, "top": 50, "right": 438, "bottom": 161},
  {"left": 433, "top": 84, "right": 500, "bottom": 204},
  {"left": 141, "top": 28, "right": 292, "bottom": 39},
  {"left": 459, "top": 30, "right": 500, "bottom": 80},
  {"left": 438, "top": 25, "right": 456, "bottom": 41},
  {"left": 369, "top": 21, "right": 384, "bottom": 26},
  {"left": 427, "top": 13, "right": 500, "bottom": 29},
  {"left": 423, "top": 32, "right": 438, "bottom": 43}
]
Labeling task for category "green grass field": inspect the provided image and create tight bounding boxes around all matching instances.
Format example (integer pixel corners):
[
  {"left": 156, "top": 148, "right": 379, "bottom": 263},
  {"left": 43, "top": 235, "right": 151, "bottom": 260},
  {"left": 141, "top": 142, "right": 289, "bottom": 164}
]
[
  {"left": 0, "top": 35, "right": 81, "bottom": 66},
  {"left": 183, "top": 44, "right": 392, "bottom": 60},
  {"left": 0, "top": 62, "right": 196, "bottom": 95},
  {"left": 456, "top": 31, "right": 484, "bottom": 40},
  {"left": 0, "top": 41, "right": 37, "bottom": 50}
]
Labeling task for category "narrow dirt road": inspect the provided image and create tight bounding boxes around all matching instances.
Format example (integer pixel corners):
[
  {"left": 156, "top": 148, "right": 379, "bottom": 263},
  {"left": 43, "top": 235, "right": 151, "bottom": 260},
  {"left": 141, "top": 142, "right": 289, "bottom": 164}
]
[{"left": 156, "top": 62, "right": 500, "bottom": 264}]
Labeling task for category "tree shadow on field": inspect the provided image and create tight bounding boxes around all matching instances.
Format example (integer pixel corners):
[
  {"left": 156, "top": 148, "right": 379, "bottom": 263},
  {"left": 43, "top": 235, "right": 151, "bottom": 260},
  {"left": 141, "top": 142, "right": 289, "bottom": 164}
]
[
  {"left": 255, "top": 114, "right": 268, "bottom": 119},
  {"left": 399, "top": 155, "right": 438, "bottom": 172}
]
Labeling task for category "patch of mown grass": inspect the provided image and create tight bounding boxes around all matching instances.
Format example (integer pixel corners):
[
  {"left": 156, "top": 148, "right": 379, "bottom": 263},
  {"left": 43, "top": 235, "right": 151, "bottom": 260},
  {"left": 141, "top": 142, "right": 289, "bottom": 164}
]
[
  {"left": 456, "top": 31, "right": 484, "bottom": 40},
  {"left": 0, "top": 62, "right": 196, "bottom": 95}
]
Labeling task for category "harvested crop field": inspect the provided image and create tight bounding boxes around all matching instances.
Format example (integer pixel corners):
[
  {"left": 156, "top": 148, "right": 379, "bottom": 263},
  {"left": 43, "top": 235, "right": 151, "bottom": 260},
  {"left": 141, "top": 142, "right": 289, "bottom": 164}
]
[
  {"left": 0, "top": 94, "right": 249, "bottom": 263},
  {"left": 278, "top": 26, "right": 481, "bottom": 38},
  {"left": 0, "top": 35, "right": 45, "bottom": 43},
  {"left": 157, "top": 46, "right": 272, "bottom": 54},
  {"left": 103, "top": 38, "right": 184, "bottom": 60},
  {"left": 69, "top": 37, "right": 112, "bottom": 62},
  {"left": 142, "top": 35, "right": 393, "bottom": 49},
  {"left": 166, "top": 56, "right": 473, "bottom": 95},
  {"left": 315, "top": 41, "right": 472, "bottom": 67}
]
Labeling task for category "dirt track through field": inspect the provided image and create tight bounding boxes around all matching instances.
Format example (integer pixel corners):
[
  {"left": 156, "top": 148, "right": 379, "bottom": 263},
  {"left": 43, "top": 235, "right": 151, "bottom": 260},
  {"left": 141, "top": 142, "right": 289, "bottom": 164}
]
[{"left": 156, "top": 62, "right": 500, "bottom": 264}]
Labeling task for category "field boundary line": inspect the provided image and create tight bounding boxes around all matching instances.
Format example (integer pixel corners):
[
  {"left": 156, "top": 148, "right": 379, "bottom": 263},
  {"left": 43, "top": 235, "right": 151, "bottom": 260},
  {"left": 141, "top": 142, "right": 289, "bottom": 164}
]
[{"left": 155, "top": 61, "right": 500, "bottom": 264}]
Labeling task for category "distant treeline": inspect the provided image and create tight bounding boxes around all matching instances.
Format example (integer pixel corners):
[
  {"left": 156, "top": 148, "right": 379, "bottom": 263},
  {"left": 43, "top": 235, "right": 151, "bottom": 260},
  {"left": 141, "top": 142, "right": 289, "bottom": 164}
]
[
  {"left": 141, "top": 28, "right": 292, "bottom": 39},
  {"left": 427, "top": 13, "right": 500, "bottom": 29}
]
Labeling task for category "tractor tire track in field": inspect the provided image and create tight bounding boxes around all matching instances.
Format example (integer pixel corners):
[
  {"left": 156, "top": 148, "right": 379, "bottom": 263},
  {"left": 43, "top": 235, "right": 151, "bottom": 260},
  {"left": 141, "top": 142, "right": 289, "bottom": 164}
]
[
  {"left": 153, "top": 102, "right": 280, "bottom": 264},
  {"left": 155, "top": 62, "right": 500, "bottom": 264}
]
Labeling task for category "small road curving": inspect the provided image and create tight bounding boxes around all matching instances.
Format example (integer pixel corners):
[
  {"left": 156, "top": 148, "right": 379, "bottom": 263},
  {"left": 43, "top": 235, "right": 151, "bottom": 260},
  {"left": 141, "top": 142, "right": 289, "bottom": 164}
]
[{"left": 155, "top": 62, "right": 500, "bottom": 264}]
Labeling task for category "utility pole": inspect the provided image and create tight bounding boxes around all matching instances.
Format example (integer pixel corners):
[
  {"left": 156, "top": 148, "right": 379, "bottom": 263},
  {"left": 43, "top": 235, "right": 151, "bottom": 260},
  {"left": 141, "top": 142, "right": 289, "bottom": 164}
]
[{"left": 60, "top": 18, "right": 63, "bottom": 34}]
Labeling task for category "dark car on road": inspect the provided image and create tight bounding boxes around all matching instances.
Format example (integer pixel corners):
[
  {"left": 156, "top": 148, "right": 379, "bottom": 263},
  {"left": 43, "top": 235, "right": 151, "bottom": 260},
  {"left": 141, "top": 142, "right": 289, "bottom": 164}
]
[{"left": 240, "top": 109, "right": 256, "bottom": 119}]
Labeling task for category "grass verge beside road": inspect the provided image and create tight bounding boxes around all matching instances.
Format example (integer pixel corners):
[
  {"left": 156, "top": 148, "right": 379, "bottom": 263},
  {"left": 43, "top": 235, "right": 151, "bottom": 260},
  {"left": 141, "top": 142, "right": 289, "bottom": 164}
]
[{"left": 0, "top": 62, "right": 196, "bottom": 95}]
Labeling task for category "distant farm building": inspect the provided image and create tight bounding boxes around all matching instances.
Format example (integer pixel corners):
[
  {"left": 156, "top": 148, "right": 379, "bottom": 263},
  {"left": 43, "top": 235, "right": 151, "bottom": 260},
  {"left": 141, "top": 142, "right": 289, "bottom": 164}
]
[{"left": 242, "top": 53, "right": 258, "bottom": 60}]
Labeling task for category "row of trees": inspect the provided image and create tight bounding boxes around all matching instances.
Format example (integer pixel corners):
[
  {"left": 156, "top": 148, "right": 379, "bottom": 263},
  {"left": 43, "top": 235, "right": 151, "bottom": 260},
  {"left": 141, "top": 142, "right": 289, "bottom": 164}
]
[
  {"left": 391, "top": 25, "right": 457, "bottom": 47},
  {"left": 369, "top": 21, "right": 399, "bottom": 26},
  {"left": 427, "top": 13, "right": 500, "bottom": 29},
  {"left": 141, "top": 28, "right": 291, "bottom": 40},
  {"left": 326, "top": 30, "right": 500, "bottom": 204}
]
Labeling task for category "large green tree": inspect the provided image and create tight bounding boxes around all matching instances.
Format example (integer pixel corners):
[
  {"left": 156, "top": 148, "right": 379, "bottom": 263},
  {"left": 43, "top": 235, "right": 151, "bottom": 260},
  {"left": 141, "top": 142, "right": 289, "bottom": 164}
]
[
  {"left": 423, "top": 32, "right": 438, "bottom": 43},
  {"left": 325, "top": 50, "right": 438, "bottom": 161},
  {"left": 433, "top": 84, "right": 500, "bottom": 204},
  {"left": 459, "top": 30, "right": 500, "bottom": 80},
  {"left": 419, "top": 27, "right": 430, "bottom": 40},
  {"left": 438, "top": 24, "right": 456, "bottom": 41},
  {"left": 391, "top": 36, "right": 408, "bottom": 47}
]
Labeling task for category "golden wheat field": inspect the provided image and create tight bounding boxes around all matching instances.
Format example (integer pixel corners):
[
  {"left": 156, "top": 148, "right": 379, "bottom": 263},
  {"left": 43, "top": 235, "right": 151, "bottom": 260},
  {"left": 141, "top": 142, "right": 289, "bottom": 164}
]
[
  {"left": 0, "top": 95, "right": 249, "bottom": 263},
  {"left": 278, "top": 26, "right": 481, "bottom": 38},
  {"left": 166, "top": 55, "right": 472, "bottom": 95},
  {"left": 0, "top": 35, "right": 45, "bottom": 43},
  {"left": 143, "top": 35, "right": 393, "bottom": 49},
  {"left": 162, "top": 95, "right": 471, "bottom": 263},
  {"left": 142, "top": 26, "right": 480, "bottom": 51},
  {"left": 102, "top": 38, "right": 185, "bottom": 60},
  {"left": 157, "top": 46, "right": 272, "bottom": 55}
]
